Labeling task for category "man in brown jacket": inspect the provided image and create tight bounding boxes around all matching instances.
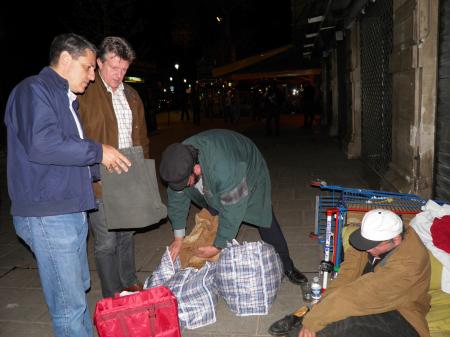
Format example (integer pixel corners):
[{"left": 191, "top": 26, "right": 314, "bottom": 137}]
[
  {"left": 269, "top": 209, "right": 431, "bottom": 337},
  {"left": 78, "top": 36, "right": 150, "bottom": 298}
]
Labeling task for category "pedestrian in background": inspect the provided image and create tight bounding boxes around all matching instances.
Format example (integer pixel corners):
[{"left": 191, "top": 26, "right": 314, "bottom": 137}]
[
  {"left": 179, "top": 89, "right": 190, "bottom": 121},
  {"left": 265, "top": 83, "right": 284, "bottom": 136},
  {"left": 223, "top": 90, "right": 233, "bottom": 123},
  {"left": 302, "top": 84, "right": 315, "bottom": 129},
  {"left": 4, "top": 33, "right": 130, "bottom": 337},
  {"left": 78, "top": 36, "right": 149, "bottom": 298}
]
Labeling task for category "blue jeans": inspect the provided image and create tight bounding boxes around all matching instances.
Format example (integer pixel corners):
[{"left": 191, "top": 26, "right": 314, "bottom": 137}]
[
  {"left": 89, "top": 199, "right": 138, "bottom": 298},
  {"left": 13, "top": 213, "right": 93, "bottom": 337}
]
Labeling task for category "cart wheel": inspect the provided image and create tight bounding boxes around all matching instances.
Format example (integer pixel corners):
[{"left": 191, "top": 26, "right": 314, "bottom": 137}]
[{"left": 309, "top": 232, "right": 319, "bottom": 241}]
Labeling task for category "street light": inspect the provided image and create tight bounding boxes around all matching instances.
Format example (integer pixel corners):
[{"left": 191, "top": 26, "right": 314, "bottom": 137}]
[{"left": 174, "top": 63, "right": 179, "bottom": 70}]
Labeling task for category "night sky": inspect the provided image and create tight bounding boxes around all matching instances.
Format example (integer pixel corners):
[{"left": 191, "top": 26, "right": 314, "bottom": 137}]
[{"left": 1, "top": 0, "right": 292, "bottom": 99}]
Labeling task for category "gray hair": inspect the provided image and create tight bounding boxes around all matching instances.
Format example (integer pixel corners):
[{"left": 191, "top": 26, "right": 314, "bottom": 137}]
[
  {"left": 49, "top": 33, "right": 97, "bottom": 66},
  {"left": 98, "top": 36, "right": 136, "bottom": 63}
]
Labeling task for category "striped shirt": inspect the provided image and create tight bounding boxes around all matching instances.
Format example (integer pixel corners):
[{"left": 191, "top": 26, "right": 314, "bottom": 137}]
[{"left": 101, "top": 77, "right": 133, "bottom": 149}]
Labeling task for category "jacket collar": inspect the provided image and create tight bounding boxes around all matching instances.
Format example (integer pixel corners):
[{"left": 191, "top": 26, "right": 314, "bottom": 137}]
[
  {"left": 39, "top": 66, "right": 70, "bottom": 91},
  {"left": 97, "top": 70, "right": 125, "bottom": 94}
]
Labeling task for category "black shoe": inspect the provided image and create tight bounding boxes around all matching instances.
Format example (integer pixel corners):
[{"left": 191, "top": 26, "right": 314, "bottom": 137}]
[
  {"left": 285, "top": 267, "right": 308, "bottom": 285},
  {"left": 268, "top": 314, "right": 303, "bottom": 336}
]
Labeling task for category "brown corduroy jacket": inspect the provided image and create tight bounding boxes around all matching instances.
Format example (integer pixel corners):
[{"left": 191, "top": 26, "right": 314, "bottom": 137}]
[
  {"left": 303, "top": 227, "right": 431, "bottom": 337},
  {"left": 78, "top": 74, "right": 150, "bottom": 197}
]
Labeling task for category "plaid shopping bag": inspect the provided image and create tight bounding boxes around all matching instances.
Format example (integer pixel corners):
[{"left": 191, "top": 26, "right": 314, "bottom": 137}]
[
  {"left": 144, "top": 247, "right": 180, "bottom": 288},
  {"left": 215, "top": 240, "right": 284, "bottom": 316},
  {"left": 144, "top": 248, "right": 218, "bottom": 329},
  {"left": 164, "top": 262, "right": 218, "bottom": 329}
]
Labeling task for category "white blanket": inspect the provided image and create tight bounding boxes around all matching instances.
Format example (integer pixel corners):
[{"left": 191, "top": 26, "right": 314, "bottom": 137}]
[{"left": 410, "top": 200, "right": 450, "bottom": 293}]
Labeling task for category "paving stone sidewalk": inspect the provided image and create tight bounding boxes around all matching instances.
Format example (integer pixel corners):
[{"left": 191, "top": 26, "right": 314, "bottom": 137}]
[{"left": 0, "top": 113, "right": 373, "bottom": 337}]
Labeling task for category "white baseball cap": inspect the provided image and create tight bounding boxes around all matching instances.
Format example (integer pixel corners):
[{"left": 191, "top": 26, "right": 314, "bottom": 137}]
[{"left": 349, "top": 209, "right": 403, "bottom": 250}]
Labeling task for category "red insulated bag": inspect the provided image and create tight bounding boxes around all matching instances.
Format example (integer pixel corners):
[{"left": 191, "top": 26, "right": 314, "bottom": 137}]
[{"left": 94, "top": 286, "right": 181, "bottom": 337}]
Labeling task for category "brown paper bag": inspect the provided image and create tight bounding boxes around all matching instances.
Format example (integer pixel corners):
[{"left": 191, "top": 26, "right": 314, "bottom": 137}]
[{"left": 179, "top": 209, "right": 220, "bottom": 269}]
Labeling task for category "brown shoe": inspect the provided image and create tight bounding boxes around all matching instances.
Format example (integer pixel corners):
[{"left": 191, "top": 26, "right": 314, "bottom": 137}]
[{"left": 122, "top": 282, "right": 143, "bottom": 292}]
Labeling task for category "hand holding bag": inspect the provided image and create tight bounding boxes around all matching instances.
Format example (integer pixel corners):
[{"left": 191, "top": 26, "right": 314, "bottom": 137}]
[{"left": 179, "top": 208, "right": 219, "bottom": 269}]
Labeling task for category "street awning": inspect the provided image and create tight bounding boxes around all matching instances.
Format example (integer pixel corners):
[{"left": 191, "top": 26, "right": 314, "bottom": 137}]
[{"left": 212, "top": 45, "right": 321, "bottom": 81}]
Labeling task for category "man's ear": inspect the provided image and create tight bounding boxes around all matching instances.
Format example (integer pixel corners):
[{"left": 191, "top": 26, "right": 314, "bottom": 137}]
[
  {"left": 193, "top": 164, "right": 201, "bottom": 175},
  {"left": 59, "top": 51, "right": 72, "bottom": 67}
]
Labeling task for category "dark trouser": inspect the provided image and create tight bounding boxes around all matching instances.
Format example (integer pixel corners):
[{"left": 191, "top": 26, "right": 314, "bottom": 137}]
[
  {"left": 304, "top": 111, "right": 314, "bottom": 128},
  {"left": 258, "top": 211, "right": 294, "bottom": 272},
  {"left": 303, "top": 103, "right": 314, "bottom": 128},
  {"left": 208, "top": 207, "right": 294, "bottom": 273},
  {"left": 288, "top": 311, "right": 419, "bottom": 337},
  {"left": 224, "top": 106, "right": 232, "bottom": 123},
  {"left": 266, "top": 109, "right": 280, "bottom": 136},
  {"left": 89, "top": 199, "right": 139, "bottom": 298},
  {"left": 181, "top": 107, "right": 190, "bottom": 120}
]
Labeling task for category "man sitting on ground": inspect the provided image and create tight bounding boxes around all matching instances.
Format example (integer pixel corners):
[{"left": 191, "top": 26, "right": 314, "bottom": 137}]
[{"left": 269, "top": 209, "right": 431, "bottom": 337}]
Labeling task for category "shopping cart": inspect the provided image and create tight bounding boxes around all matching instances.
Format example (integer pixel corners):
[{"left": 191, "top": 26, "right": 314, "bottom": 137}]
[{"left": 313, "top": 184, "right": 426, "bottom": 291}]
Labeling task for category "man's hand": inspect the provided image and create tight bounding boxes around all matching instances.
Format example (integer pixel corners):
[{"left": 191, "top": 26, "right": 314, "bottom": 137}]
[
  {"left": 195, "top": 245, "right": 221, "bottom": 259},
  {"left": 168, "top": 237, "right": 183, "bottom": 261},
  {"left": 101, "top": 144, "right": 131, "bottom": 174},
  {"left": 299, "top": 326, "right": 316, "bottom": 337}
]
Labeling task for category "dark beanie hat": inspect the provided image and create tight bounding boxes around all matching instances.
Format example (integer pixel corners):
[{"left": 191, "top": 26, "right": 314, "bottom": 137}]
[{"left": 159, "top": 143, "right": 196, "bottom": 191}]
